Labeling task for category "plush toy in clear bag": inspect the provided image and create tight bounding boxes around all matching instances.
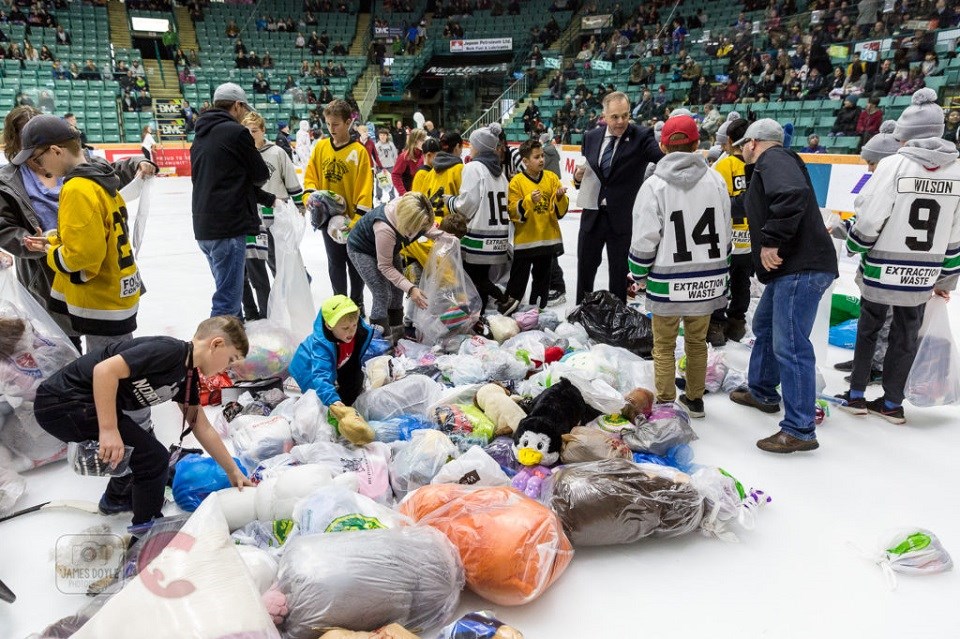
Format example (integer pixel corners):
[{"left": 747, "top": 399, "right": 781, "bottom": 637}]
[
  {"left": 411, "top": 234, "right": 482, "bottom": 344},
  {"left": 905, "top": 297, "right": 960, "bottom": 407},
  {"left": 389, "top": 429, "right": 458, "bottom": 499},
  {"left": 690, "top": 466, "right": 771, "bottom": 542},
  {"left": 623, "top": 402, "right": 698, "bottom": 456},
  {"left": 353, "top": 374, "right": 444, "bottom": 421},
  {"left": 230, "top": 320, "right": 299, "bottom": 381},
  {"left": 433, "top": 404, "right": 496, "bottom": 450},
  {"left": 865, "top": 528, "right": 954, "bottom": 588},
  {"left": 292, "top": 485, "right": 410, "bottom": 534}
]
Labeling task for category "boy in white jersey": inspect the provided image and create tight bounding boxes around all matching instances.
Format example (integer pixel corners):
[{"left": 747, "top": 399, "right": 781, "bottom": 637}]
[
  {"left": 629, "top": 115, "right": 731, "bottom": 418},
  {"left": 838, "top": 89, "right": 960, "bottom": 424}
]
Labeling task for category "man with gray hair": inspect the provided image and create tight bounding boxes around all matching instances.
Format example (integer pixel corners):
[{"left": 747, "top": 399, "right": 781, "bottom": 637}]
[
  {"left": 191, "top": 82, "right": 270, "bottom": 318},
  {"left": 729, "top": 118, "right": 838, "bottom": 454}
]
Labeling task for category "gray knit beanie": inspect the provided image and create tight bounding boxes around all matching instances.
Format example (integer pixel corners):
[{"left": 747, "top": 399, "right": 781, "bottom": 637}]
[
  {"left": 469, "top": 122, "right": 502, "bottom": 155},
  {"left": 707, "top": 144, "right": 723, "bottom": 162},
  {"left": 654, "top": 120, "right": 665, "bottom": 143},
  {"left": 669, "top": 107, "right": 693, "bottom": 118},
  {"left": 860, "top": 120, "right": 900, "bottom": 164},
  {"left": 716, "top": 112, "right": 741, "bottom": 145},
  {"left": 894, "top": 88, "right": 945, "bottom": 141}
]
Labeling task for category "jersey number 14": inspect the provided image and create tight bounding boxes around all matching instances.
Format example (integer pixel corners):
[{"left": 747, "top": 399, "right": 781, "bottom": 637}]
[{"left": 669, "top": 207, "right": 722, "bottom": 263}]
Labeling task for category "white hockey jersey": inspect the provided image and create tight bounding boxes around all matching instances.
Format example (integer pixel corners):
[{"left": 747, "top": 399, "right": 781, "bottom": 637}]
[
  {"left": 448, "top": 155, "right": 510, "bottom": 265},
  {"left": 848, "top": 138, "right": 960, "bottom": 306},
  {"left": 629, "top": 152, "right": 732, "bottom": 316}
]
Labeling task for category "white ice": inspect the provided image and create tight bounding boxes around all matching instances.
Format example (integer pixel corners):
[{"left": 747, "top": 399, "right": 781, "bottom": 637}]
[{"left": 2, "top": 177, "right": 959, "bottom": 639}]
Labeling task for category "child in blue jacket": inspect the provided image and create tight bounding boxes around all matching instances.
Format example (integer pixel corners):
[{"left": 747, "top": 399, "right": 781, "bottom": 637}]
[{"left": 289, "top": 295, "right": 374, "bottom": 407}]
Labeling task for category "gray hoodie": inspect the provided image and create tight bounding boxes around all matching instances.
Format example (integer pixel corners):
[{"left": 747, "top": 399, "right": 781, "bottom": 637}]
[{"left": 653, "top": 150, "right": 709, "bottom": 186}]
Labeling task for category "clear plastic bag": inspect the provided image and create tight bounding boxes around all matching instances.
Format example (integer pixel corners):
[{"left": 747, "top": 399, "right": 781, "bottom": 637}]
[
  {"left": 354, "top": 374, "right": 444, "bottom": 421},
  {"left": 905, "top": 297, "right": 960, "bottom": 407},
  {"left": 560, "top": 427, "right": 633, "bottom": 464},
  {"left": 431, "top": 445, "right": 511, "bottom": 487},
  {"left": 293, "top": 485, "right": 410, "bottom": 534},
  {"left": 866, "top": 528, "right": 954, "bottom": 589},
  {"left": 389, "top": 429, "right": 458, "bottom": 499},
  {"left": 623, "top": 402, "right": 698, "bottom": 455},
  {"left": 438, "top": 610, "right": 524, "bottom": 639},
  {"left": 267, "top": 200, "right": 315, "bottom": 342},
  {"left": 229, "top": 320, "right": 299, "bottom": 381},
  {"left": 290, "top": 389, "right": 335, "bottom": 445},
  {"left": 411, "top": 235, "right": 482, "bottom": 344},
  {"left": 691, "top": 466, "right": 769, "bottom": 542},
  {"left": 544, "top": 458, "right": 704, "bottom": 547},
  {"left": 399, "top": 484, "right": 573, "bottom": 606},
  {"left": 488, "top": 315, "right": 520, "bottom": 343},
  {"left": 229, "top": 415, "right": 294, "bottom": 467},
  {"left": 0, "top": 465, "right": 26, "bottom": 516},
  {"left": 70, "top": 494, "right": 280, "bottom": 639},
  {"left": 289, "top": 441, "right": 391, "bottom": 502},
  {"left": 68, "top": 440, "right": 134, "bottom": 477},
  {"left": 278, "top": 526, "right": 464, "bottom": 637}
]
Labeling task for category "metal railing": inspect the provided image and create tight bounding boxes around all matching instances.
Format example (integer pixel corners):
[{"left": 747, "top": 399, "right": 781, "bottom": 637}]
[
  {"left": 358, "top": 73, "right": 380, "bottom": 121},
  {"left": 462, "top": 74, "right": 527, "bottom": 137}
]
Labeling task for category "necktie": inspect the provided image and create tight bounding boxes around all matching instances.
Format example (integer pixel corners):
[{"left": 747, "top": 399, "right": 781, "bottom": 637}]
[{"left": 600, "top": 135, "right": 618, "bottom": 178}]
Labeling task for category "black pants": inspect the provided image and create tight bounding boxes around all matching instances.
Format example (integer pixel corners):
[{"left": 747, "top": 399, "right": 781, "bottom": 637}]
[
  {"left": 508, "top": 253, "right": 553, "bottom": 309},
  {"left": 550, "top": 256, "right": 566, "bottom": 294},
  {"left": 851, "top": 299, "right": 924, "bottom": 404},
  {"left": 463, "top": 261, "right": 506, "bottom": 314},
  {"left": 576, "top": 208, "right": 630, "bottom": 303},
  {"left": 34, "top": 393, "right": 169, "bottom": 525},
  {"left": 242, "top": 258, "right": 271, "bottom": 320},
  {"left": 322, "top": 230, "right": 365, "bottom": 312},
  {"left": 141, "top": 146, "right": 151, "bottom": 161},
  {"left": 712, "top": 253, "right": 754, "bottom": 323}
]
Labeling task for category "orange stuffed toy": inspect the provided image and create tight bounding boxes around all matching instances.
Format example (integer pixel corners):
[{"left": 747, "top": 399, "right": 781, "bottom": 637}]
[{"left": 399, "top": 484, "right": 573, "bottom": 606}]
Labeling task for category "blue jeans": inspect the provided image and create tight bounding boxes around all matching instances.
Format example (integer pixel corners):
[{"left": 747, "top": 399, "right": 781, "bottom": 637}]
[
  {"left": 748, "top": 271, "right": 835, "bottom": 440},
  {"left": 198, "top": 236, "right": 246, "bottom": 318}
]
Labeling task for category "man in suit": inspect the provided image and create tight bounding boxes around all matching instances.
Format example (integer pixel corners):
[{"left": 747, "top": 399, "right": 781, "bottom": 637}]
[{"left": 573, "top": 91, "right": 664, "bottom": 303}]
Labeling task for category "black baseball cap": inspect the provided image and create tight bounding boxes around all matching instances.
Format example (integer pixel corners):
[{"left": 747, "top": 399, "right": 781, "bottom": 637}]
[{"left": 12, "top": 114, "right": 81, "bottom": 166}]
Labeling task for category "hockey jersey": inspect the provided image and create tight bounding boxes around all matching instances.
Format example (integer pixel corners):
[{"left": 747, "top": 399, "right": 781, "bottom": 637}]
[
  {"left": 424, "top": 152, "right": 464, "bottom": 221},
  {"left": 847, "top": 138, "right": 960, "bottom": 306},
  {"left": 303, "top": 137, "right": 372, "bottom": 225},
  {"left": 712, "top": 153, "right": 750, "bottom": 255},
  {"left": 47, "top": 163, "right": 141, "bottom": 336},
  {"left": 629, "top": 152, "right": 732, "bottom": 316},
  {"left": 451, "top": 153, "right": 509, "bottom": 265},
  {"left": 508, "top": 169, "right": 568, "bottom": 256}
]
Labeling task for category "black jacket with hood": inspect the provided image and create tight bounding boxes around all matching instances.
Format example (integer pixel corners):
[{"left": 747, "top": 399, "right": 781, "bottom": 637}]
[
  {"left": 0, "top": 154, "right": 151, "bottom": 331},
  {"left": 743, "top": 145, "right": 838, "bottom": 284},
  {"left": 190, "top": 108, "right": 270, "bottom": 240}
]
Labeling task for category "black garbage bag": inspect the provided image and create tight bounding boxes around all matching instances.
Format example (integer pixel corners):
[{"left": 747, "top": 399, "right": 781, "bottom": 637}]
[{"left": 567, "top": 291, "right": 654, "bottom": 358}]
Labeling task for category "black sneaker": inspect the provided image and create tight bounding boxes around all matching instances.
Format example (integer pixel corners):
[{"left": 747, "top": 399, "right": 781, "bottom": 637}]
[
  {"left": 844, "top": 369, "right": 883, "bottom": 386},
  {"left": 497, "top": 296, "right": 520, "bottom": 315},
  {"left": 98, "top": 493, "right": 133, "bottom": 516},
  {"left": 833, "top": 391, "right": 867, "bottom": 415},
  {"left": 833, "top": 359, "right": 854, "bottom": 372},
  {"left": 677, "top": 393, "right": 705, "bottom": 418},
  {"left": 547, "top": 291, "right": 566, "bottom": 306},
  {"left": 707, "top": 321, "right": 727, "bottom": 347},
  {"left": 866, "top": 398, "right": 906, "bottom": 425}
]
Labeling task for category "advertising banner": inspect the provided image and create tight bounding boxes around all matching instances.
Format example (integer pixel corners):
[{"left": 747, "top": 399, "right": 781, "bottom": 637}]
[{"left": 449, "top": 38, "right": 513, "bottom": 53}]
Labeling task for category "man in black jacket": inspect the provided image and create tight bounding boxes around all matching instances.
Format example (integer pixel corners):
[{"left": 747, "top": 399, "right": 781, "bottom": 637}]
[
  {"left": 728, "top": 119, "right": 838, "bottom": 454},
  {"left": 573, "top": 91, "right": 664, "bottom": 302},
  {"left": 191, "top": 82, "right": 270, "bottom": 319}
]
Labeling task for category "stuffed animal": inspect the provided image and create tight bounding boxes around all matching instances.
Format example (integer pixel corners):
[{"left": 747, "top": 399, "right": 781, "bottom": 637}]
[
  {"left": 328, "top": 404, "right": 376, "bottom": 446},
  {"left": 511, "top": 378, "right": 599, "bottom": 497},
  {"left": 476, "top": 383, "right": 527, "bottom": 437},
  {"left": 622, "top": 387, "right": 655, "bottom": 422}
]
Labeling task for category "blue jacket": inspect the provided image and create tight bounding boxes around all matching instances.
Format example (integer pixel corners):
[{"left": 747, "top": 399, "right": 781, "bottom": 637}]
[{"left": 288, "top": 313, "right": 374, "bottom": 405}]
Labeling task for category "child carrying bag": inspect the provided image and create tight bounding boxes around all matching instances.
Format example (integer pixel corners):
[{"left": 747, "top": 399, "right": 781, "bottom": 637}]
[{"left": 905, "top": 296, "right": 960, "bottom": 407}]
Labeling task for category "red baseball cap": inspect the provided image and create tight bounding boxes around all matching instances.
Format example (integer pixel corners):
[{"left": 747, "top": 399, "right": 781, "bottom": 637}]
[{"left": 660, "top": 115, "right": 700, "bottom": 145}]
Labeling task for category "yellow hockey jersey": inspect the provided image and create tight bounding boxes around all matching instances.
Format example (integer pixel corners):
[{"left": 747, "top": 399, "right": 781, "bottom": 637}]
[
  {"left": 424, "top": 156, "right": 464, "bottom": 221},
  {"left": 47, "top": 171, "right": 141, "bottom": 336},
  {"left": 411, "top": 165, "right": 433, "bottom": 196},
  {"left": 304, "top": 138, "right": 373, "bottom": 225},
  {"left": 508, "top": 169, "right": 569, "bottom": 255},
  {"left": 712, "top": 154, "right": 750, "bottom": 254}
]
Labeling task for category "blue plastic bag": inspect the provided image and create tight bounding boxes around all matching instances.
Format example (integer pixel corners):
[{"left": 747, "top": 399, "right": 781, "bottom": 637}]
[
  {"left": 396, "top": 414, "right": 437, "bottom": 440},
  {"left": 172, "top": 454, "right": 247, "bottom": 511},
  {"left": 829, "top": 318, "right": 858, "bottom": 349},
  {"left": 632, "top": 444, "right": 694, "bottom": 473}
]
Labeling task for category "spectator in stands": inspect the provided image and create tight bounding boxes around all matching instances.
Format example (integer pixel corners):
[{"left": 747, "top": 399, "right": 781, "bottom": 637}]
[
  {"left": 701, "top": 103, "right": 723, "bottom": 137},
  {"left": 246, "top": 50, "right": 260, "bottom": 68},
  {"left": 68, "top": 63, "right": 81, "bottom": 81},
  {"left": 864, "top": 58, "right": 894, "bottom": 95},
  {"left": 295, "top": 32, "right": 305, "bottom": 48},
  {"left": 944, "top": 110, "right": 960, "bottom": 148},
  {"left": 256, "top": 15, "right": 267, "bottom": 31},
  {"left": 235, "top": 51, "right": 248, "bottom": 69},
  {"left": 392, "top": 120, "right": 406, "bottom": 151},
  {"left": 131, "top": 59, "right": 145, "bottom": 78},
  {"left": 8, "top": 42, "right": 24, "bottom": 61},
  {"left": 305, "top": 88, "right": 318, "bottom": 104},
  {"left": 687, "top": 76, "right": 711, "bottom": 106},
  {"left": 23, "top": 40, "right": 38, "bottom": 62},
  {"left": 51, "top": 59, "right": 68, "bottom": 80},
  {"left": 333, "top": 42, "right": 347, "bottom": 56},
  {"left": 826, "top": 67, "right": 847, "bottom": 99},
  {"left": 522, "top": 100, "right": 541, "bottom": 134},
  {"left": 801, "top": 67, "right": 825, "bottom": 99},
  {"left": 262, "top": 52, "right": 274, "bottom": 69},
  {"left": 318, "top": 86, "right": 333, "bottom": 103},
  {"left": 801, "top": 133, "right": 827, "bottom": 153},
  {"left": 188, "top": 50, "right": 200, "bottom": 67},
  {"left": 920, "top": 52, "right": 942, "bottom": 77},
  {"left": 632, "top": 90, "right": 656, "bottom": 122},
  {"left": 37, "top": 90, "right": 54, "bottom": 113},
  {"left": 508, "top": 0, "right": 520, "bottom": 15},
  {"left": 424, "top": 120, "right": 439, "bottom": 140},
  {"left": 234, "top": 38, "right": 247, "bottom": 55},
  {"left": 715, "top": 77, "right": 739, "bottom": 104},
  {"left": 55, "top": 25, "right": 71, "bottom": 46},
  {"left": 121, "top": 89, "right": 138, "bottom": 112},
  {"left": 284, "top": 75, "right": 297, "bottom": 92},
  {"left": 548, "top": 73, "right": 567, "bottom": 99},
  {"left": 890, "top": 68, "right": 923, "bottom": 96},
  {"left": 856, "top": 96, "right": 883, "bottom": 143},
  {"left": 137, "top": 88, "right": 152, "bottom": 107},
  {"left": 182, "top": 100, "right": 198, "bottom": 133},
  {"left": 225, "top": 20, "right": 239, "bottom": 38},
  {"left": 737, "top": 73, "right": 760, "bottom": 104},
  {"left": 830, "top": 97, "right": 861, "bottom": 138},
  {"left": 79, "top": 59, "right": 100, "bottom": 81}
]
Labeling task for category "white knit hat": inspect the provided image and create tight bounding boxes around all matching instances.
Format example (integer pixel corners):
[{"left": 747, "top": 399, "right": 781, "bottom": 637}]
[
  {"left": 861, "top": 120, "right": 900, "bottom": 164},
  {"left": 469, "top": 122, "right": 501, "bottom": 156},
  {"left": 654, "top": 120, "right": 665, "bottom": 143},
  {"left": 894, "top": 88, "right": 945, "bottom": 141}
]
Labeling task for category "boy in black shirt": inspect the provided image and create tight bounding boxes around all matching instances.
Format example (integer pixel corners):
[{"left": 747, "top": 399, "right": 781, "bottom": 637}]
[{"left": 34, "top": 317, "right": 254, "bottom": 525}]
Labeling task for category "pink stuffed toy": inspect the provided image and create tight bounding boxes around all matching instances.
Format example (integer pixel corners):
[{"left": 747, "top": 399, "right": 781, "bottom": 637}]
[{"left": 262, "top": 585, "right": 288, "bottom": 626}]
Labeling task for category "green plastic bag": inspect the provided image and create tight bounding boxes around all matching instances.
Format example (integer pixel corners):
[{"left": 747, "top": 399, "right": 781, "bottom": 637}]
[{"left": 830, "top": 293, "right": 861, "bottom": 326}]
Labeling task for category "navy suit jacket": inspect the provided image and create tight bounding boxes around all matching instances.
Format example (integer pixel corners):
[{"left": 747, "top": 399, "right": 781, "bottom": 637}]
[{"left": 580, "top": 122, "right": 663, "bottom": 235}]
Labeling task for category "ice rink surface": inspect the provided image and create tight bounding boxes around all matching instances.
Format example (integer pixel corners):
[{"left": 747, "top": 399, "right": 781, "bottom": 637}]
[{"left": 2, "top": 177, "right": 959, "bottom": 638}]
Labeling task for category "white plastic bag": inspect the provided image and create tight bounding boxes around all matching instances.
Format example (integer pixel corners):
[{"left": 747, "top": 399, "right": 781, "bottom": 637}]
[
  {"left": 353, "top": 374, "right": 444, "bottom": 420},
  {"left": 411, "top": 235, "right": 482, "bottom": 344},
  {"left": 905, "top": 297, "right": 960, "bottom": 407},
  {"left": 431, "top": 445, "right": 510, "bottom": 487},
  {"left": 230, "top": 415, "right": 294, "bottom": 467},
  {"left": 290, "top": 389, "right": 334, "bottom": 444},
  {"left": 866, "top": 528, "right": 954, "bottom": 589},
  {"left": 389, "top": 429, "right": 458, "bottom": 499},
  {"left": 292, "top": 485, "right": 410, "bottom": 534},
  {"left": 119, "top": 176, "right": 153, "bottom": 257},
  {"left": 267, "top": 200, "right": 315, "bottom": 342},
  {"left": 289, "top": 441, "right": 392, "bottom": 502},
  {"left": 0, "top": 465, "right": 26, "bottom": 516}
]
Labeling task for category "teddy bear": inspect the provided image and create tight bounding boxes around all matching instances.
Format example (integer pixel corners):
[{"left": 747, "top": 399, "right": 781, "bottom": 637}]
[
  {"left": 511, "top": 378, "right": 600, "bottom": 498},
  {"left": 328, "top": 403, "right": 375, "bottom": 446},
  {"left": 475, "top": 383, "right": 527, "bottom": 437}
]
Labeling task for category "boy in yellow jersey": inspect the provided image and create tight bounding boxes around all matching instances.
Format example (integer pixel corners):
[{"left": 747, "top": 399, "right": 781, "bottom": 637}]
[
  {"left": 19, "top": 115, "right": 143, "bottom": 342},
  {"left": 410, "top": 137, "right": 441, "bottom": 196},
  {"left": 709, "top": 117, "right": 752, "bottom": 344},
  {"left": 507, "top": 139, "right": 569, "bottom": 309},
  {"left": 304, "top": 100, "right": 372, "bottom": 311},
  {"left": 424, "top": 131, "right": 464, "bottom": 221}
]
